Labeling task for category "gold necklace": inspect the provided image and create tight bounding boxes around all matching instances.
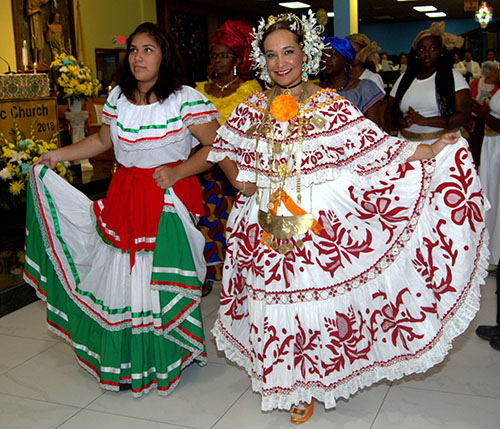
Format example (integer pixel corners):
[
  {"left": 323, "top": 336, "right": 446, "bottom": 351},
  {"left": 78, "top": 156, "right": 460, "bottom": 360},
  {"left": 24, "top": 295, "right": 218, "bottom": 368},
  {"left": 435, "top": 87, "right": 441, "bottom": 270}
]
[
  {"left": 256, "top": 83, "right": 308, "bottom": 205},
  {"left": 214, "top": 75, "right": 239, "bottom": 92}
]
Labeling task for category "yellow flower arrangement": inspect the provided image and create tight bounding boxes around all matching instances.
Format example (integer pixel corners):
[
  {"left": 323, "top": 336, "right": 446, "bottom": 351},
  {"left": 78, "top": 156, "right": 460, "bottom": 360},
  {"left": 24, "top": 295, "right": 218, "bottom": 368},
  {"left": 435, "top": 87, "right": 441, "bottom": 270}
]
[
  {"left": 0, "top": 118, "right": 74, "bottom": 209},
  {"left": 270, "top": 94, "right": 298, "bottom": 122},
  {"left": 51, "top": 53, "right": 101, "bottom": 101}
]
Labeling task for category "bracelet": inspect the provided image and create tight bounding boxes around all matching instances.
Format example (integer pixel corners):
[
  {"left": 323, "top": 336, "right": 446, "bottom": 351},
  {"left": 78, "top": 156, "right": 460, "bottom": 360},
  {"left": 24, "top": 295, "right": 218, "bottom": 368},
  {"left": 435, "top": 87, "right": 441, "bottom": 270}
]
[{"left": 429, "top": 144, "right": 436, "bottom": 158}]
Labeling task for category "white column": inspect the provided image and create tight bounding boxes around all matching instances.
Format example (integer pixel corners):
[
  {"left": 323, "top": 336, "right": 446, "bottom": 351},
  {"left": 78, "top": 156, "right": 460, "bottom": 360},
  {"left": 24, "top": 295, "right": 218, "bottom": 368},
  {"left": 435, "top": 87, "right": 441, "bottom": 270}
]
[{"left": 65, "top": 110, "right": 94, "bottom": 181}]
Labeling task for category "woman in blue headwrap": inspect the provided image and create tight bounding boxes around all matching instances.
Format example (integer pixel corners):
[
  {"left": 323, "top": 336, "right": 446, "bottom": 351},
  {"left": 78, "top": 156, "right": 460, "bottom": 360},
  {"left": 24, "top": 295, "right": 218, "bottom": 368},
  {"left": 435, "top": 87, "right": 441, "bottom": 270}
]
[{"left": 321, "top": 36, "right": 384, "bottom": 125}]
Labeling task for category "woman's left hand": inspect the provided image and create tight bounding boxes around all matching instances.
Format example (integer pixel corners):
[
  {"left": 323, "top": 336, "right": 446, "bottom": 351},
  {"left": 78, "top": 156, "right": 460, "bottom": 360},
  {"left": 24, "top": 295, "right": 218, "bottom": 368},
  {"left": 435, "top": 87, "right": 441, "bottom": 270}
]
[
  {"left": 235, "top": 180, "right": 257, "bottom": 196},
  {"left": 153, "top": 165, "right": 180, "bottom": 189},
  {"left": 433, "top": 132, "right": 460, "bottom": 156}
]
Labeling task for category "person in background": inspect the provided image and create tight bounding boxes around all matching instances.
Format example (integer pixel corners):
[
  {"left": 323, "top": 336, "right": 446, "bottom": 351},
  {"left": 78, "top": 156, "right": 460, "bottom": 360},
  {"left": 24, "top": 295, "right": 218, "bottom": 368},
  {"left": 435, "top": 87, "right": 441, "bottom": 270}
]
[
  {"left": 377, "top": 51, "right": 394, "bottom": 72},
  {"left": 386, "top": 22, "right": 470, "bottom": 146},
  {"left": 467, "top": 61, "right": 499, "bottom": 165},
  {"left": 453, "top": 51, "right": 467, "bottom": 76},
  {"left": 472, "top": 90, "right": 500, "bottom": 352},
  {"left": 346, "top": 33, "right": 385, "bottom": 93},
  {"left": 482, "top": 48, "right": 499, "bottom": 68},
  {"left": 321, "top": 36, "right": 384, "bottom": 125},
  {"left": 396, "top": 52, "right": 408, "bottom": 74},
  {"left": 461, "top": 49, "right": 481, "bottom": 83},
  {"left": 24, "top": 22, "right": 220, "bottom": 396},
  {"left": 208, "top": 12, "right": 488, "bottom": 423},
  {"left": 195, "top": 20, "right": 261, "bottom": 296},
  {"left": 470, "top": 61, "right": 499, "bottom": 102}
]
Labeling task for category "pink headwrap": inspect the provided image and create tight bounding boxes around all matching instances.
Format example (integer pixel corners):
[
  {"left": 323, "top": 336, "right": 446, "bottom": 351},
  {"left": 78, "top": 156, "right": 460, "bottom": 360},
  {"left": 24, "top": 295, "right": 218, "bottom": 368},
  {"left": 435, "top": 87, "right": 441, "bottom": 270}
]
[{"left": 210, "top": 20, "right": 255, "bottom": 80}]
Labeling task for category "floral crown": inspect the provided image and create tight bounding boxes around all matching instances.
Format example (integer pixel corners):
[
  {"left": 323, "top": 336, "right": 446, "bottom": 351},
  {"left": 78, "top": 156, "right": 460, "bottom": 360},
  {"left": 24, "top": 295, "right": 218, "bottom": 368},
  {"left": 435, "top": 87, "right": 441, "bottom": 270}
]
[{"left": 250, "top": 10, "right": 324, "bottom": 85}]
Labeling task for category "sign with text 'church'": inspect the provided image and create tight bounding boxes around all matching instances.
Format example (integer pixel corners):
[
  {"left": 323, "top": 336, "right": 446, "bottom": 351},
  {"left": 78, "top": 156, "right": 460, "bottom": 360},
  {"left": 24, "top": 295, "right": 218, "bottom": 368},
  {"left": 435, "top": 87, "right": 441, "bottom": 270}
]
[{"left": 0, "top": 98, "right": 59, "bottom": 146}]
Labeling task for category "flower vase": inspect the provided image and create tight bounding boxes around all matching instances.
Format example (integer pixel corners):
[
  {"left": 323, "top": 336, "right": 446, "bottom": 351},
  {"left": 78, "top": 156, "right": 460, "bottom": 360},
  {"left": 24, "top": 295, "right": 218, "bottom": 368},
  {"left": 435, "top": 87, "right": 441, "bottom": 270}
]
[{"left": 68, "top": 98, "right": 82, "bottom": 112}]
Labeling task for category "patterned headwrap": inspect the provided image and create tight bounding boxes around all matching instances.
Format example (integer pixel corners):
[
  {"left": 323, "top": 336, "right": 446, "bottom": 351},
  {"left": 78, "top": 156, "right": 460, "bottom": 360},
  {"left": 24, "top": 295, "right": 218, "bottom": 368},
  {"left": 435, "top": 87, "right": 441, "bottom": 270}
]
[
  {"left": 210, "top": 20, "right": 255, "bottom": 80},
  {"left": 412, "top": 21, "right": 464, "bottom": 51},
  {"left": 346, "top": 33, "right": 380, "bottom": 64},
  {"left": 323, "top": 36, "right": 356, "bottom": 63}
]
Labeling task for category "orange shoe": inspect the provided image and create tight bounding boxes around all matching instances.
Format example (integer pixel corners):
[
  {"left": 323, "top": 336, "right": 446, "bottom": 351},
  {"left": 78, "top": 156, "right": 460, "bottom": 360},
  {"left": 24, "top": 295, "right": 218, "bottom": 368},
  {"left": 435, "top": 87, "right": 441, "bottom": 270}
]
[{"left": 290, "top": 399, "right": 314, "bottom": 424}]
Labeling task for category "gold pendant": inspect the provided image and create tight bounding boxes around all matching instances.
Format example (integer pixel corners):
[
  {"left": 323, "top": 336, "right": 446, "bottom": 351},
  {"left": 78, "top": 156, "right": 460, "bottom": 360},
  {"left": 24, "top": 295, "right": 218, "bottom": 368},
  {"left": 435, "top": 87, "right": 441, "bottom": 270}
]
[
  {"left": 277, "top": 163, "right": 291, "bottom": 178},
  {"left": 273, "top": 143, "right": 282, "bottom": 154},
  {"left": 311, "top": 114, "right": 326, "bottom": 129},
  {"left": 245, "top": 124, "right": 257, "bottom": 137},
  {"left": 257, "top": 211, "right": 314, "bottom": 240}
]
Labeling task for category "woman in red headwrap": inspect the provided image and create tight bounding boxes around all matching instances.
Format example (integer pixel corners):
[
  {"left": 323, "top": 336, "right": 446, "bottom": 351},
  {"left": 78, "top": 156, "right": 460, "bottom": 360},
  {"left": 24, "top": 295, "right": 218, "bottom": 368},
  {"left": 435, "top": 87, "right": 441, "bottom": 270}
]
[{"left": 196, "top": 21, "right": 261, "bottom": 296}]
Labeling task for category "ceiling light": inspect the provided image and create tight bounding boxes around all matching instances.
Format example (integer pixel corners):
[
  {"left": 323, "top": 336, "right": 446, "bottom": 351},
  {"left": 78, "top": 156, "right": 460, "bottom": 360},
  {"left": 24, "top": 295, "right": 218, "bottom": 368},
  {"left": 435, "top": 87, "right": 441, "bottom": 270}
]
[
  {"left": 426, "top": 12, "right": 447, "bottom": 17},
  {"left": 279, "top": 2, "right": 310, "bottom": 8},
  {"left": 327, "top": 12, "right": 335, "bottom": 17},
  {"left": 414, "top": 6, "right": 437, "bottom": 12}
]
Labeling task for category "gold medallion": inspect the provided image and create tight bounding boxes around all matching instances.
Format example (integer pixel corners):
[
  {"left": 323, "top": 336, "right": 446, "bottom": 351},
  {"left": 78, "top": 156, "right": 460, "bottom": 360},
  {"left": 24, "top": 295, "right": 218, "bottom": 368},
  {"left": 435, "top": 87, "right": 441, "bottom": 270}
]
[
  {"left": 258, "top": 211, "right": 314, "bottom": 240},
  {"left": 311, "top": 114, "right": 326, "bottom": 129},
  {"left": 277, "top": 163, "right": 291, "bottom": 178}
]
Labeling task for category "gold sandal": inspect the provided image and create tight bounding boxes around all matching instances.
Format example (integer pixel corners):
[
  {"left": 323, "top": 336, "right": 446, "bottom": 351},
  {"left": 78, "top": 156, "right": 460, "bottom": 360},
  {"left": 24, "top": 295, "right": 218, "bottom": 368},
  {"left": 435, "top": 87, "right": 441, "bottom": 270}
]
[{"left": 290, "top": 399, "right": 314, "bottom": 424}]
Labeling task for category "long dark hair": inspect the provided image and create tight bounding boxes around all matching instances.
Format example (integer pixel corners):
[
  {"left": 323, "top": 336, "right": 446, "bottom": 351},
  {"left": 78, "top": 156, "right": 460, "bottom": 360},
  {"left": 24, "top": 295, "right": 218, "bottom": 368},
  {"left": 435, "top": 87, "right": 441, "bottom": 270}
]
[
  {"left": 117, "top": 22, "right": 186, "bottom": 103},
  {"left": 391, "top": 36, "right": 455, "bottom": 124}
]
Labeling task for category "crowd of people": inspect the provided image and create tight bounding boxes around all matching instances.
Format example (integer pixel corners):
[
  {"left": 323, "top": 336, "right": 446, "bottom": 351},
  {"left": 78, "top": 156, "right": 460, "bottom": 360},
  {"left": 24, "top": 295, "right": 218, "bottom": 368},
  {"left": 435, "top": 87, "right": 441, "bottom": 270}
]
[{"left": 22, "top": 11, "right": 497, "bottom": 425}]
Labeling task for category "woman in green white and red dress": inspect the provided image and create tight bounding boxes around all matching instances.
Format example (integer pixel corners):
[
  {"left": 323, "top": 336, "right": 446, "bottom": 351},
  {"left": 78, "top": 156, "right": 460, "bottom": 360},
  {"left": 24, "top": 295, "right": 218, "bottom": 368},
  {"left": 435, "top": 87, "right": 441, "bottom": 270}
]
[{"left": 23, "top": 23, "right": 219, "bottom": 396}]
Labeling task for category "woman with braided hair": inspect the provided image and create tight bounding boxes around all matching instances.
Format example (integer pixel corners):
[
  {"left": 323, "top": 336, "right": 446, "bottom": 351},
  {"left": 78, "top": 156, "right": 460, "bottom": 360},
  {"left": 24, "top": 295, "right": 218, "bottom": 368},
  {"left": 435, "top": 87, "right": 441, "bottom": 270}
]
[{"left": 385, "top": 22, "right": 471, "bottom": 146}]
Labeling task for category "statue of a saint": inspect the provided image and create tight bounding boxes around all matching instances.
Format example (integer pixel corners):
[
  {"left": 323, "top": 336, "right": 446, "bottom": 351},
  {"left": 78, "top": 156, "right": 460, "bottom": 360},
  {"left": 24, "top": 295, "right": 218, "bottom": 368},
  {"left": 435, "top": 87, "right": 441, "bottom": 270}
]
[
  {"left": 26, "top": 0, "right": 50, "bottom": 65},
  {"left": 46, "top": 12, "right": 65, "bottom": 57}
]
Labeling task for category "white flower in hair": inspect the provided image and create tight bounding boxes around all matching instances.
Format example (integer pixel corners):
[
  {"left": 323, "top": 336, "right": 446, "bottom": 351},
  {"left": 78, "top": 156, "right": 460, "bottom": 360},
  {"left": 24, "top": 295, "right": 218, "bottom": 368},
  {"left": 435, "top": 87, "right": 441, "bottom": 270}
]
[{"left": 251, "top": 9, "right": 324, "bottom": 86}]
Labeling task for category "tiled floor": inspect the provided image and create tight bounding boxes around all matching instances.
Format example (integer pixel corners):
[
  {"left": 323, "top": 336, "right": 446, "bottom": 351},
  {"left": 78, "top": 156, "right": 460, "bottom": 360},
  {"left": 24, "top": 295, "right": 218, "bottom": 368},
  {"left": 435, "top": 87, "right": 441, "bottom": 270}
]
[{"left": 1, "top": 278, "right": 499, "bottom": 429}]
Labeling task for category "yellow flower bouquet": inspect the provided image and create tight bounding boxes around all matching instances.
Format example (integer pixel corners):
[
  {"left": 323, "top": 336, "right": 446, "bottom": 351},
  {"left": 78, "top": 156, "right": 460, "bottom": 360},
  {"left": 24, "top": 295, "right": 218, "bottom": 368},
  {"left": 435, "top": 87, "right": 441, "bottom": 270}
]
[
  {"left": 0, "top": 119, "right": 74, "bottom": 209},
  {"left": 50, "top": 53, "right": 101, "bottom": 101}
]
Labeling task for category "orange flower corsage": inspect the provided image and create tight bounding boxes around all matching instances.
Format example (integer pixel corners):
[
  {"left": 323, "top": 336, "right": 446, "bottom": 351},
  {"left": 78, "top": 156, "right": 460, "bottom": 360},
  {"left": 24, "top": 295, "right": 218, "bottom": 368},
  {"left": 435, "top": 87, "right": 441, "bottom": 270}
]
[{"left": 270, "top": 94, "right": 298, "bottom": 122}]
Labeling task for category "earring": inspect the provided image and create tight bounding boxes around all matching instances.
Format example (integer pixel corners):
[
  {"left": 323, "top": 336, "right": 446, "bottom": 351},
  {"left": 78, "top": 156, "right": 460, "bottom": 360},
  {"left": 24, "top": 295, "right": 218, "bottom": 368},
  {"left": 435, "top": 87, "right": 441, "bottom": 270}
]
[
  {"left": 234, "top": 65, "right": 237, "bottom": 76},
  {"left": 301, "top": 63, "right": 308, "bottom": 82}
]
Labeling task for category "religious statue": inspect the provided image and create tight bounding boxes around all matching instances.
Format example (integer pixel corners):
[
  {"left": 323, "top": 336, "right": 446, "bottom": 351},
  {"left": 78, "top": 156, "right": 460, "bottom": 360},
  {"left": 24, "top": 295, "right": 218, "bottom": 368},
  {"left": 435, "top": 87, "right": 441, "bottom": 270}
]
[
  {"left": 46, "top": 12, "right": 65, "bottom": 57},
  {"left": 26, "top": 0, "right": 50, "bottom": 66}
]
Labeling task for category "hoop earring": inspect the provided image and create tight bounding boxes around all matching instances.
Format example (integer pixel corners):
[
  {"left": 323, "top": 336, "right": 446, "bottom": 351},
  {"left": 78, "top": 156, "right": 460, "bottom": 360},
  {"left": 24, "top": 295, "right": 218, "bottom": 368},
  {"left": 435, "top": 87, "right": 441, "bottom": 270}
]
[
  {"left": 301, "top": 63, "right": 308, "bottom": 82},
  {"left": 234, "top": 65, "right": 237, "bottom": 76}
]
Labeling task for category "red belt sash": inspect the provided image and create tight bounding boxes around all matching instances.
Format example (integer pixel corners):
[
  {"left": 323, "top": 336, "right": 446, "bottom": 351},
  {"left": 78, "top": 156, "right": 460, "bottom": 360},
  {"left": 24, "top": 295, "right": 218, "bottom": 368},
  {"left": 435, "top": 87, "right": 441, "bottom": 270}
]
[{"left": 93, "top": 162, "right": 203, "bottom": 268}]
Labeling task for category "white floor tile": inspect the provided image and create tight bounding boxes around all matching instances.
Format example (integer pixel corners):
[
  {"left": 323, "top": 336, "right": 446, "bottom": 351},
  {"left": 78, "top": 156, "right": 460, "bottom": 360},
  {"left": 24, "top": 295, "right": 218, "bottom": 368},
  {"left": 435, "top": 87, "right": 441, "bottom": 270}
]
[
  {"left": 87, "top": 362, "right": 251, "bottom": 429},
  {"left": 0, "top": 393, "right": 79, "bottom": 429},
  {"left": 59, "top": 409, "right": 192, "bottom": 429},
  {"left": 0, "top": 300, "right": 59, "bottom": 343},
  {"left": 0, "top": 334, "right": 56, "bottom": 375},
  {"left": 213, "top": 381, "right": 390, "bottom": 429},
  {"left": 203, "top": 309, "right": 231, "bottom": 366},
  {"left": 372, "top": 386, "right": 500, "bottom": 429},
  {"left": 0, "top": 341, "right": 105, "bottom": 407},
  {"left": 200, "top": 282, "right": 221, "bottom": 318}
]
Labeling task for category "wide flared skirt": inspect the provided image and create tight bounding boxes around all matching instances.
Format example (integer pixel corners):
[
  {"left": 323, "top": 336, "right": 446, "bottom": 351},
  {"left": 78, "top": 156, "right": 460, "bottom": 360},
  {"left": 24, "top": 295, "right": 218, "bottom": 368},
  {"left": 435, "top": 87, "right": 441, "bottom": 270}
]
[
  {"left": 212, "top": 139, "right": 489, "bottom": 411},
  {"left": 23, "top": 165, "right": 206, "bottom": 397}
]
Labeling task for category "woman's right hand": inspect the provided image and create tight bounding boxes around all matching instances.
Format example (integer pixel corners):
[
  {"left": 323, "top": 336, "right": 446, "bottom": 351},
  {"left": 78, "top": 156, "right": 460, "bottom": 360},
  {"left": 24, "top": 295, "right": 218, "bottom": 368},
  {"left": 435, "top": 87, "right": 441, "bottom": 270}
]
[{"left": 34, "top": 150, "right": 61, "bottom": 169}]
